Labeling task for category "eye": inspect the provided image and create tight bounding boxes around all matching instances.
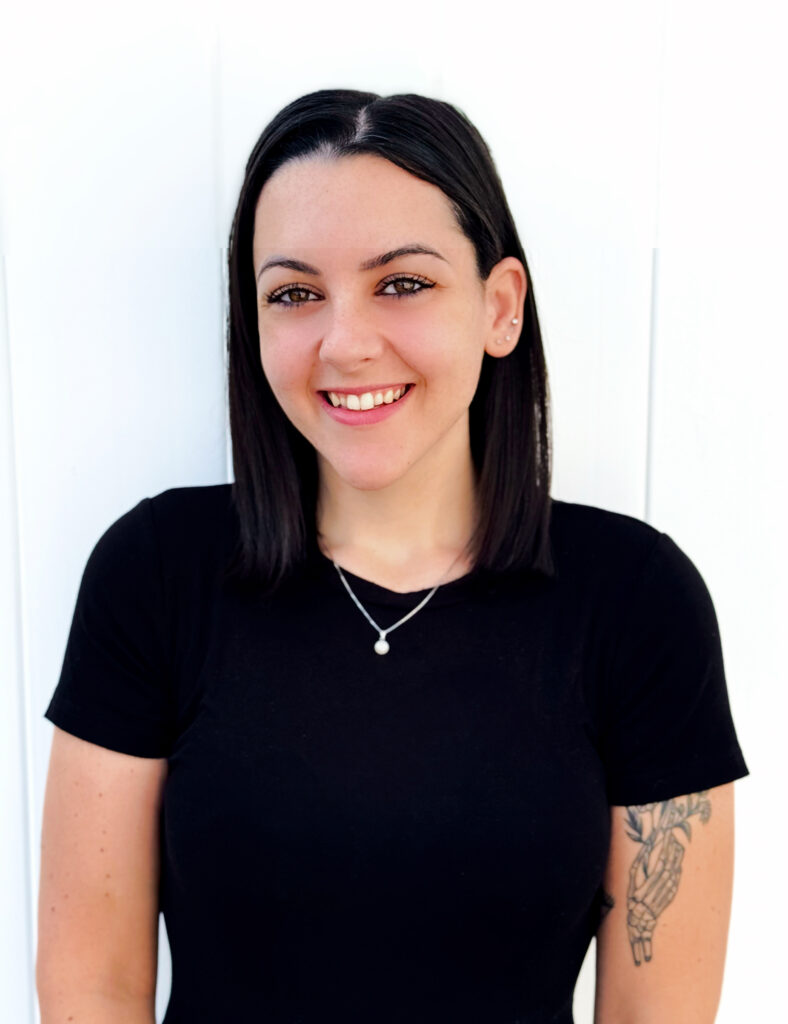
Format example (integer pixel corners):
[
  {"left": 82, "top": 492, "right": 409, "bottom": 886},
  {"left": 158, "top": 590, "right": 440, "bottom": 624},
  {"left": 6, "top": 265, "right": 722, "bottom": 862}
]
[
  {"left": 265, "top": 284, "right": 321, "bottom": 309},
  {"left": 378, "top": 274, "right": 435, "bottom": 298},
  {"left": 263, "top": 273, "right": 435, "bottom": 309}
]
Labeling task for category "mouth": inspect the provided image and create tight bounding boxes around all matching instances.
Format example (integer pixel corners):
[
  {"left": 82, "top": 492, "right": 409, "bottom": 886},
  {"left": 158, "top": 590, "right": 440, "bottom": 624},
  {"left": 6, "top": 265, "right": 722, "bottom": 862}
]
[{"left": 319, "top": 383, "right": 414, "bottom": 411}]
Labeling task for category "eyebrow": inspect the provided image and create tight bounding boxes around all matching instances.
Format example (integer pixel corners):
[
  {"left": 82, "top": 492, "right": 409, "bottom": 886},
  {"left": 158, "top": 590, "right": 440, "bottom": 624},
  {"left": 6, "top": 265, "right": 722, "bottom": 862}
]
[{"left": 255, "top": 244, "right": 448, "bottom": 284}]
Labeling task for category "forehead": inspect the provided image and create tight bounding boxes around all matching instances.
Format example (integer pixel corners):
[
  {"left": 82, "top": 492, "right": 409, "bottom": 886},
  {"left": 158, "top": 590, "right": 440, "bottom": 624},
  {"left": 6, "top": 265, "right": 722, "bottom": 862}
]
[{"left": 252, "top": 153, "right": 468, "bottom": 262}]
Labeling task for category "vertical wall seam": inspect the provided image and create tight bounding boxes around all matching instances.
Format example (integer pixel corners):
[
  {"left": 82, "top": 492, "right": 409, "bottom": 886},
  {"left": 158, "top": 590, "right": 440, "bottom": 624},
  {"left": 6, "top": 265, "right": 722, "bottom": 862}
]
[
  {"left": 645, "top": 247, "right": 658, "bottom": 526},
  {"left": 209, "top": 9, "right": 232, "bottom": 486},
  {"left": 0, "top": 250, "right": 36, "bottom": 1023},
  {"left": 645, "top": 0, "right": 671, "bottom": 526}
]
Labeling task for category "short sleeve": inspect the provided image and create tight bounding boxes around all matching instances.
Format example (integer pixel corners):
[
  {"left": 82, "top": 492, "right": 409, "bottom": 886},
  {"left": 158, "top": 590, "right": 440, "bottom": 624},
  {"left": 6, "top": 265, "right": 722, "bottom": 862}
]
[
  {"left": 44, "top": 496, "right": 176, "bottom": 758},
  {"left": 601, "top": 531, "right": 750, "bottom": 805}
]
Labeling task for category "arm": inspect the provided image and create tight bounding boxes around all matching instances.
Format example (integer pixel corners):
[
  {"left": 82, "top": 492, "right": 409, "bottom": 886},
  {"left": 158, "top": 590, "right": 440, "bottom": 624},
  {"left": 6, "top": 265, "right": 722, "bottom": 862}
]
[
  {"left": 593, "top": 782, "right": 736, "bottom": 1024},
  {"left": 36, "top": 726, "right": 168, "bottom": 1023}
]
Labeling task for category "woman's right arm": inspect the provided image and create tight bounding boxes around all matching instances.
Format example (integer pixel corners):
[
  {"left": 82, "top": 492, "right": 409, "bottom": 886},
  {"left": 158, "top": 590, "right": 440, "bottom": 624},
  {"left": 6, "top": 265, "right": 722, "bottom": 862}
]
[{"left": 36, "top": 726, "right": 168, "bottom": 1023}]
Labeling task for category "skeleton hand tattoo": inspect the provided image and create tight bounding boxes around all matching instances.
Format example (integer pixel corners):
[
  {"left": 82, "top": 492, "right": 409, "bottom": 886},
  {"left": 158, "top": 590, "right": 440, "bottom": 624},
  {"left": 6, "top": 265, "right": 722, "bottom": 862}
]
[{"left": 623, "top": 792, "right": 711, "bottom": 965}]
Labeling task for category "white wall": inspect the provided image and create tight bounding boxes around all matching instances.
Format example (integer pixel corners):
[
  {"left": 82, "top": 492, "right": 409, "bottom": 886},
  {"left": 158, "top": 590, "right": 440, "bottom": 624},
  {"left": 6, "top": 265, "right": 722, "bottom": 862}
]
[{"left": 1, "top": 1, "right": 783, "bottom": 1020}]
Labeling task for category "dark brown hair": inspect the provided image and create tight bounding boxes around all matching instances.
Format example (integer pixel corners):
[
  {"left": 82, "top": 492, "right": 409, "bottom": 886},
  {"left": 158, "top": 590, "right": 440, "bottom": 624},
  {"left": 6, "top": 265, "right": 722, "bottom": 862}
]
[{"left": 224, "top": 88, "right": 554, "bottom": 594}]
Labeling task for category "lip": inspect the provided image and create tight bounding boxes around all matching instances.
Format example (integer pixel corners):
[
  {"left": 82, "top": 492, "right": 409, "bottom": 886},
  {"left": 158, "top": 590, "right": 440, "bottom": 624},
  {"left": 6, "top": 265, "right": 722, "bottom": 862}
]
[
  {"left": 317, "top": 382, "right": 412, "bottom": 396},
  {"left": 318, "top": 383, "right": 415, "bottom": 425}
]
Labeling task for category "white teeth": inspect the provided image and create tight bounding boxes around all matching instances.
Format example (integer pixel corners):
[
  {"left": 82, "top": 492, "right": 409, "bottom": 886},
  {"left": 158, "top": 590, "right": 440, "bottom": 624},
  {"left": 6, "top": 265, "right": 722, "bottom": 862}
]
[{"left": 326, "top": 385, "right": 410, "bottom": 410}]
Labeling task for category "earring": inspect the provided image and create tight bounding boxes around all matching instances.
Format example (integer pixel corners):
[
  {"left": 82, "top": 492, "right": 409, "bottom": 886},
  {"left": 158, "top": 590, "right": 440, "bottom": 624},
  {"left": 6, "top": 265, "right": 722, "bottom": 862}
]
[{"left": 495, "top": 318, "right": 519, "bottom": 345}]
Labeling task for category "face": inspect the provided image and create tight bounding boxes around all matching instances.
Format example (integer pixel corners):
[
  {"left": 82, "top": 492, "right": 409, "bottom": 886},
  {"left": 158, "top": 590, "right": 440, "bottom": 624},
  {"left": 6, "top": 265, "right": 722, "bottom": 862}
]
[{"left": 252, "top": 153, "right": 519, "bottom": 494}]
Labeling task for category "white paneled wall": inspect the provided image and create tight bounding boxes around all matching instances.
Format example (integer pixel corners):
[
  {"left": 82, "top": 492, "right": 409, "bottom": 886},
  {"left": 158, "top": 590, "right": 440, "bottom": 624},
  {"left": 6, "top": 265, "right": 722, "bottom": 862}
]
[
  {"left": 1, "top": 1, "right": 783, "bottom": 1021},
  {"left": 649, "top": 4, "right": 788, "bottom": 1012}
]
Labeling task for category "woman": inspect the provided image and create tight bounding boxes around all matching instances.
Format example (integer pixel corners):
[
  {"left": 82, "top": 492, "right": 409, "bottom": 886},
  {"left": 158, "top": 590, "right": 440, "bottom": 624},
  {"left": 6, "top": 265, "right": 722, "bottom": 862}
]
[{"left": 37, "top": 89, "right": 749, "bottom": 1023}]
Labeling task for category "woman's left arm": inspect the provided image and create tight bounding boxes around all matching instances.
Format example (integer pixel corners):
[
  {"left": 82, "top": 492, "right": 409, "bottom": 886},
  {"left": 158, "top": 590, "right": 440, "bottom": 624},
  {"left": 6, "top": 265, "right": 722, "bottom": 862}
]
[{"left": 594, "top": 782, "right": 736, "bottom": 1024}]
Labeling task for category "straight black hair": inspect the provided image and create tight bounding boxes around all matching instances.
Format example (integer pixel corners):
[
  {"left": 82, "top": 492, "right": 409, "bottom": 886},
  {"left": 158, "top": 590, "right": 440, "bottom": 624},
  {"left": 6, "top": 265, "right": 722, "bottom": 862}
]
[{"left": 223, "top": 88, "right": 554, "bottom": 595}]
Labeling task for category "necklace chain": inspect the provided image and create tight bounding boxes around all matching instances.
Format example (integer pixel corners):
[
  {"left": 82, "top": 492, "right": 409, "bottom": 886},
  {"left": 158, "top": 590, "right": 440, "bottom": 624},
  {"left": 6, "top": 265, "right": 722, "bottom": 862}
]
[{"left": 331, "top": 550, "right": 465, "bottom": 655}]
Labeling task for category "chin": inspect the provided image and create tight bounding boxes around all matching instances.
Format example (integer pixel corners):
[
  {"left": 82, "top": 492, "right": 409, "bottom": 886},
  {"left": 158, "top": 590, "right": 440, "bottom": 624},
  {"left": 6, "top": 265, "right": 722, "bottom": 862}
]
[
  {"left": 324, "top": 456, "right": 412, "bottom": 493},
  {"left": 337, "top": 469, "right": 407, "bottom": 492}
]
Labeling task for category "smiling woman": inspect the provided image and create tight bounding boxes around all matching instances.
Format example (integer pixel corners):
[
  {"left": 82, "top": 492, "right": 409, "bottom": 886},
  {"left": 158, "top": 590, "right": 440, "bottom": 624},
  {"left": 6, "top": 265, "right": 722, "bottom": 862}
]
[
  {"left": 221, "top": 91, "right": 553, "bottom": 600},
  {"left": 249, "top": 152, "right": 526, "bottom": 525},
  {"left": 39, "top": 88, "right": 749, "bottom": 1024}
]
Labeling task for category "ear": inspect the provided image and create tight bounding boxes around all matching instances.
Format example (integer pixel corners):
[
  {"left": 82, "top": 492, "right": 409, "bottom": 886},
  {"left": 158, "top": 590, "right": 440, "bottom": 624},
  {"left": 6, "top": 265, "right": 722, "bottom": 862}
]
[{"left": 483, "top": 256, "right": 528, "bottom": 358}]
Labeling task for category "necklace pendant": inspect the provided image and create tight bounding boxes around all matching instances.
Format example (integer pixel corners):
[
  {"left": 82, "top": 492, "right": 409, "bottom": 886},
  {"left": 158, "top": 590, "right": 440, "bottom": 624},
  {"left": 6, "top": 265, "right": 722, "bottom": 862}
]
[{"left": 374, "top": 637, "right": 390, "bottom": 655}]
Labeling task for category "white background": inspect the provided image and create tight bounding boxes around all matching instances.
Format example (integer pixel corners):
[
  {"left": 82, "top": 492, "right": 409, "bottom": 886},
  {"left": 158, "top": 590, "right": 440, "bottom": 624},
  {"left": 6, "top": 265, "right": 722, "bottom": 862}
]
[{"left": 1, "top": 1, "right": 785, "bottom": 1020}]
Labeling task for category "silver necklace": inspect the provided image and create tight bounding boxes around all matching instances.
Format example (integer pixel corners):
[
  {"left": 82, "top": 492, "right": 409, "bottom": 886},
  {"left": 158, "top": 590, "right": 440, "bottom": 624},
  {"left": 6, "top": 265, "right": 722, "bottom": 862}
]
[{"left": 331, "top": 550, "right": 466, "bottom": 655}]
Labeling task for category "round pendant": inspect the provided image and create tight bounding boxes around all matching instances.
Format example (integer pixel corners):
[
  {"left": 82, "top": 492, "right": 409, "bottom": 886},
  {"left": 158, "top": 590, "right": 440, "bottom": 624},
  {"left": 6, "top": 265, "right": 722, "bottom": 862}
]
[{"left": 374, "top": 637, "right": 390, "bottom": 655}]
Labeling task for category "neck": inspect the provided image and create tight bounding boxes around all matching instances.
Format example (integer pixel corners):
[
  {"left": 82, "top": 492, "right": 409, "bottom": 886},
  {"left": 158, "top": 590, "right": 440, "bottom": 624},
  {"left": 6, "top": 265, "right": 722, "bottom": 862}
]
[{"left": 316, "top": 432, "right": 478, "bottom": 591}]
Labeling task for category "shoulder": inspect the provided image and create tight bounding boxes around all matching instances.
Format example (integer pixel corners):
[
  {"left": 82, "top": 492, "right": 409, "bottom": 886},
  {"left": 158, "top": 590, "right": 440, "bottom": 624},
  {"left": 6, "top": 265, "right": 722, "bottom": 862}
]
[
  {"left": 549, "top": 500, "right": 723, "bottom": 697},
  {"left": 547, "top": 498, "right": 709, "bottom": 618},
  {"left": 88, "top": 483, "right": 235, "bottom": 600},
  {"left": 97, "top": 483, "right": 233, "bottom": 541},
  {"left": 548, "top": 497, "right": 663, "bottom": 586},
  {"left": 148, "top": 481, "right": 233, "bottom": 526},
  {"left": 146, "top": 482, "right": 235, "bottom": 562}
]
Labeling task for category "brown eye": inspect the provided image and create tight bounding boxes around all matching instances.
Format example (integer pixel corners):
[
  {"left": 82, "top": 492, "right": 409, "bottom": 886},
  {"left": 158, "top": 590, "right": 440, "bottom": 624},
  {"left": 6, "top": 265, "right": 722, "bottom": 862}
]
[
  {"left": 378, "top": 275, "right": 435, "bottom": 298},
  {"left": 266, "top": 285, "right": 320, "bottom": 308},
  {"left": 282, "top": 289, "right": 310, "bottom": 304}
]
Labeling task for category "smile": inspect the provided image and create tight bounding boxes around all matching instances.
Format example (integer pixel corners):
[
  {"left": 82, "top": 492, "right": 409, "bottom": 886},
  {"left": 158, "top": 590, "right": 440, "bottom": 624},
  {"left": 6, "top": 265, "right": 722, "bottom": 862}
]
[
  {"left": 321, "top": 384, "right": 413, "bottom": 410},
  {"left": 317, "top": 383, "right": 415, "bottom": 425}
]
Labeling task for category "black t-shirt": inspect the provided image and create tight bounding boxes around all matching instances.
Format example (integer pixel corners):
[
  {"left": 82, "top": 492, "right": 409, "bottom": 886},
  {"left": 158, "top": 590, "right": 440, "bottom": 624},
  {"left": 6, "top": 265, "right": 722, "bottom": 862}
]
[{"left": 44, "top": 484, "right": 750, "bottom": 1023}]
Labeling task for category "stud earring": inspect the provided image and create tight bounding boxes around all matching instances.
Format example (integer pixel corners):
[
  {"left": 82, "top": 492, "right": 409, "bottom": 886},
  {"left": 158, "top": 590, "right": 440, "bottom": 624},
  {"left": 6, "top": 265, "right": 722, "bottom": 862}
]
[{"left": 495, "top": 318, "right": 518, "bottom": 345}]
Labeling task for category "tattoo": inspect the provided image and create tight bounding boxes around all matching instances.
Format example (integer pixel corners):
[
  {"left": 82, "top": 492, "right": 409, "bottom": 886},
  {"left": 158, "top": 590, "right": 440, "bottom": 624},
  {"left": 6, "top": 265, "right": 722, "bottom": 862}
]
[{"left": 623, "top": 792, "right": 711, "bottom": 965}]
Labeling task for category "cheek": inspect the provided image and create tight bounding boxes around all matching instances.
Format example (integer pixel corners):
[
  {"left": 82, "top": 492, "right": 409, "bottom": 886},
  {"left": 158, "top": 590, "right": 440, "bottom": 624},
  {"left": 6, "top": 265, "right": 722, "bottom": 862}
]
[
  {"left": 408, "top": 322, "right": 485, "bottom": 388},
  {"left": 391, "top": 308, "right": 460, "bottom": 373},
  {"left": 404, "top": 295, "right": 483, "bottom": 363},
  {"left": 258, "top": 331, "right": 311, "bottom": 398}
]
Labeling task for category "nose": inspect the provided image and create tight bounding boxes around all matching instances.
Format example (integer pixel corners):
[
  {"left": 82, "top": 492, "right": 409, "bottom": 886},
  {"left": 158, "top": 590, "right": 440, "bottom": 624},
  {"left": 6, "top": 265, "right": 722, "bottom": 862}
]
[{"left": 317, "top": 296, "right": 385, "bottom": 373}]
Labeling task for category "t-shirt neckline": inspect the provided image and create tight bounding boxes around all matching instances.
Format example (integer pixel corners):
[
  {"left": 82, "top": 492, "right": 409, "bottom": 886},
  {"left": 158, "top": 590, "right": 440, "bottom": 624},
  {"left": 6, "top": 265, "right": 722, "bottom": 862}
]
[{"left": 312, "top": 549, "right": 486, "bottom": 609}]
